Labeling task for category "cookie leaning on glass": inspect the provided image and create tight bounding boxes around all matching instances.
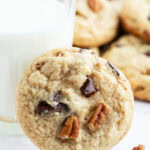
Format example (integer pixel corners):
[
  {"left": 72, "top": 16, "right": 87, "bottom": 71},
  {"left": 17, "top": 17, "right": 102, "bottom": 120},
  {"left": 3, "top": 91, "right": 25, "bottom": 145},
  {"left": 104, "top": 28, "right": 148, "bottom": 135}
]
[{"left": 16, "top": 47, "right": 134, "bottom": 150}]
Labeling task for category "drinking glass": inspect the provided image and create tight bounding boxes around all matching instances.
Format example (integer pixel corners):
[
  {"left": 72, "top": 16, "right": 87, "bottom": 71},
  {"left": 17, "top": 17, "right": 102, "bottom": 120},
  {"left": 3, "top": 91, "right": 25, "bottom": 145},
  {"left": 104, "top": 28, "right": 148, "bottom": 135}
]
[{"left": 0, "top": 0, "right": 76, "bottom": 135}]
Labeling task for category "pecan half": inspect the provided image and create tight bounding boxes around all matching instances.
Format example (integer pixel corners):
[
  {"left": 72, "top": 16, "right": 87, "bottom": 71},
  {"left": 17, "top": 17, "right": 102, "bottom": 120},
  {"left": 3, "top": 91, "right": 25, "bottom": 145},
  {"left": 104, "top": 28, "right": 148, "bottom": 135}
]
[
  {"left": 87, "top": 0, "right": 102, "bottom": 13},
  {"left": 132, "top": 144, "right": 145, "bottom": 150},
  {"left": 88, "top": 103, "right": 109, "bottom": 130},
  {"left": 58, "top": 115, "right": 79, "bottom": 139}
]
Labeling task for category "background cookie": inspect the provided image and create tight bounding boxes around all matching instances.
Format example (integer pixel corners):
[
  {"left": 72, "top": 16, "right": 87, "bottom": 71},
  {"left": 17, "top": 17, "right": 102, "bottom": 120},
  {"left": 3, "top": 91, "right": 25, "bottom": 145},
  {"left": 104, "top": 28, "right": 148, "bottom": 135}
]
[
  {"left": 121, "top": 0, "right": 150, "bottom": 42},
  {"left": 103, "top": 35, "right": 150, "bottom": 101},
  {"left": 16, "top": 47, "right": 134, "bottom": 150},
  {"left": 73, "top": 0, "right": 120, "bottom": 47}
]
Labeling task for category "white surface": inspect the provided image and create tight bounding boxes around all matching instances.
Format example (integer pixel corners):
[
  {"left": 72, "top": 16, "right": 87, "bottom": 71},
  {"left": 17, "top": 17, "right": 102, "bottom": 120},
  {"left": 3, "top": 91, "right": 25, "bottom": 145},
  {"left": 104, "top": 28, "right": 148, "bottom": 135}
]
[
  {"left": 0, "top": 0, "right": 75, "bottom": 122},
  {"left": 0, "top": 100, "right": 149, "bottom": 150}
]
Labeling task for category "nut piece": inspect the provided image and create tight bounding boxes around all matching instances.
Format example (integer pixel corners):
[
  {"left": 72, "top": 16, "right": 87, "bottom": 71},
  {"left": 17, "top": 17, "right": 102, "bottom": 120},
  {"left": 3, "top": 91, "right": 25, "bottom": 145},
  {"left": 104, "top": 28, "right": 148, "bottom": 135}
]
[
  {"left": 88, "top": 103, "right": 109, "bottom": 130},
  {"left": 132, "top": 144, "right": 145, "bottom": 150},
  {"left": 87, "top": 0, "right": 102, "bottom": 13},
  {"left": 58, "top": 116, "right": 79, "bottom": 139}
]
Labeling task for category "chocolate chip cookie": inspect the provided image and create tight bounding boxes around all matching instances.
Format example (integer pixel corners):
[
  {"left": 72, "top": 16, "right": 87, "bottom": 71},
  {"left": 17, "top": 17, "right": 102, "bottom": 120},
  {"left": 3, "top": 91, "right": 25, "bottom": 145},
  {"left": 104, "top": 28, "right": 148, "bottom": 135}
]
[
  {"left": 103, "top": 35, "right": 150, "bottom": 101},
  {"left": 121, "top": 0, "right": 150, "bottom": 42},
  {"left": 73, "top": 0, "right": 120, "bottom": 47},
  {"left": 16, "top": 47, "right": 134, "bottom": 150}
]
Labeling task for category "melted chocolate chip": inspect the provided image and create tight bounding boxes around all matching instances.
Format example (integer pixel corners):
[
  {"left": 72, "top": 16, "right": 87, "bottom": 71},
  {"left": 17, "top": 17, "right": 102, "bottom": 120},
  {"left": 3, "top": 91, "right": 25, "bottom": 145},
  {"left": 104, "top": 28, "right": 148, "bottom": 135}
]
[
  {"left": 35, "top": 101, "right": 70, "bottom": 115},
  {"left": 144, "top": 51, "right": 150, "bottom": 56},
  {"left": 55, "top": 103, "right": 70, "bottom": 113},
  {"left": 35, "top": 101, "right": 54, "bottom": 115},
  {"left": 53, "top": 91, "right": 62, "bottom": 102},
  {"left": 108, "top": 62, "right": 120, "bottom": 76},
  {"left": 80, "top": 77, "right": 97, "bottom": 97}
]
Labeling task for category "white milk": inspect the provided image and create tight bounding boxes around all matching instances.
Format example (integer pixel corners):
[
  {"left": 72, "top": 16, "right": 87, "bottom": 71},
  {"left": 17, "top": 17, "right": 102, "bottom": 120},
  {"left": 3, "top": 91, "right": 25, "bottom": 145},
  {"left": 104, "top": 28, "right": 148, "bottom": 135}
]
[{"left": 0, "top": 0, "right": 75, "bottom": 134}]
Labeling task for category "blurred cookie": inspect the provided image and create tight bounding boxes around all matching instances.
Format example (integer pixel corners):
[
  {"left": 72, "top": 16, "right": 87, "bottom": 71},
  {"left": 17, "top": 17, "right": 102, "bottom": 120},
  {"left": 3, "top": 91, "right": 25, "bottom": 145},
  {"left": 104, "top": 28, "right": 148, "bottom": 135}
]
[
  {"left": 16, "top": 47, "right": 134, "bottom": 150},
  {"left": 103, "top": 35, "right": 150, "bottom": 101},
  {"left": 121, "top": 0, "right": 150, "bottom": 42},
  {"left": 74, "top": 0, "right": 120, "bottom": 47}
]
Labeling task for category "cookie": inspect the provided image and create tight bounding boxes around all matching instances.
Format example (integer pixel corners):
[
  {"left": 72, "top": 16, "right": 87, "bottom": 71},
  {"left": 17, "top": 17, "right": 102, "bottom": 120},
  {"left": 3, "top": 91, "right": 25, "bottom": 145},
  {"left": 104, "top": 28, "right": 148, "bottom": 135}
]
[
  {"left": 121, "top": 0, "right": 150, "bottom": 42},
  {"left": 16, "top": 47, "right": 134, "bottom": 150},
  {"left": 73, "top": 0, "right": 120, "bottom": 47},
  {"left": 103, "top": 35, "right": 150, "bottom": 101}
]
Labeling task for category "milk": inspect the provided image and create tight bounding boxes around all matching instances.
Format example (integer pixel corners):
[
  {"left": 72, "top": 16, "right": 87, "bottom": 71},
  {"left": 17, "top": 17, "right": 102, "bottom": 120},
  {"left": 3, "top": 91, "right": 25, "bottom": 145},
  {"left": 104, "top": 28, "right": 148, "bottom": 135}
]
[{"left": 0, "top": 0, "right": 75, "bottom": 134}]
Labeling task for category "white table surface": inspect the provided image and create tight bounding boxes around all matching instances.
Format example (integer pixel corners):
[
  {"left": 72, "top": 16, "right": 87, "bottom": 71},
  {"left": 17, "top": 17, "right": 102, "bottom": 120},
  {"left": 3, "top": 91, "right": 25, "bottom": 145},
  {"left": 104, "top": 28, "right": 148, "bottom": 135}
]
[{"left": 0, "top": 100, "right": 150, "bottom": 150}]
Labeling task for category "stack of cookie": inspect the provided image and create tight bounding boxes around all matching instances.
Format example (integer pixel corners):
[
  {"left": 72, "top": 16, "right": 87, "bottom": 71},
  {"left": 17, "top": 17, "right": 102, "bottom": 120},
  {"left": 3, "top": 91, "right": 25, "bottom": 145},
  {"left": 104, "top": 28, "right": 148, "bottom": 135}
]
[{"left": 74, "top": 0, "right": 150, "bottom": 102}]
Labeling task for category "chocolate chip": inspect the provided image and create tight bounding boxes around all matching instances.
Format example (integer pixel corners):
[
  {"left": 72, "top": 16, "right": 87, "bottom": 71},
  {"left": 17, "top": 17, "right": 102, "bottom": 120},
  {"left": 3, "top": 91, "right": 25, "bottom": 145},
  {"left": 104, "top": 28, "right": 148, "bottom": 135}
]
[
  {"left": 144, "top": 51, "right": 150, "bottom": 56},
  {"left": 35, "top": 101, "right": 54, "bottom": 115},
  {"left": 80, "top": 77, "right": 97, "bottom": 97},
  {"left": 53, "top": 91, "right": 62, "bottom": 102},
  {"left": 55, "top": 103, "right": 70, "bottom": 113},
  {"left": 35, "top": 101, "right": 70, "bottom": 115},
  {"left": 108, "top": 62, "right": 120, "bottom": 76}
]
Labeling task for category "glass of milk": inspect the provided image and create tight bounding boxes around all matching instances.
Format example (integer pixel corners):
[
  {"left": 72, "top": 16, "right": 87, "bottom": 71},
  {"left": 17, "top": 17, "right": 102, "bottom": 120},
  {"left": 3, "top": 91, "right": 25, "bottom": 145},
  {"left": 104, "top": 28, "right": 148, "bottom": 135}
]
[{"left": 0, "top": 0, "right": 76, "bottom": 135}]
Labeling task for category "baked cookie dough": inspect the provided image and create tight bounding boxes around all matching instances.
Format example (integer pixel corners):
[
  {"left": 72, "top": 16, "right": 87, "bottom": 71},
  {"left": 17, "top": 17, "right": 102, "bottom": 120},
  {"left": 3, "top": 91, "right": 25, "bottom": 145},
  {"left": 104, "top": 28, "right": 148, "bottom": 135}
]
[
  {"left": 107, "top": 0, "right": 124, "bottom": 14},
  {"left": 121, "top": 0, "right": 150, "bottom": 42},
  {"left": 73, "top": 0, "right": 120, "bottom": 47},
  {"left": 16, "top": 47, "right": 134, "bottom": 150},
  {"left": 91, "top": 47, "right": 101, "bottom": 56},
  {"left": 103, "top": 35, "right": 150, "bottom": 101}
]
